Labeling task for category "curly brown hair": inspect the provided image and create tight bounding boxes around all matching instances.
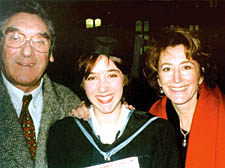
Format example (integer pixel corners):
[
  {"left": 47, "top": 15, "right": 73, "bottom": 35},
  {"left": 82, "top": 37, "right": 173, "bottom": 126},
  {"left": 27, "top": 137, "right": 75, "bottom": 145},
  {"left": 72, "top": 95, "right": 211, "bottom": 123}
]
[{"left": 143, "top": 26, "right": 217, "bottom": 95}]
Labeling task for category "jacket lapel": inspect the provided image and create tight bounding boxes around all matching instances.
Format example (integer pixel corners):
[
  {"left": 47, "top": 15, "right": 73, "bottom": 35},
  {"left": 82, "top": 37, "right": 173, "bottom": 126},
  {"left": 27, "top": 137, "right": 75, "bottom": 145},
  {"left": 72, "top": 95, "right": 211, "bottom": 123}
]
[
  {"left": 0, "top": 75, "right": 34, "bottom": 168},
  {"left": 34, "top": 75, "right": 63, "bottom": 168}
]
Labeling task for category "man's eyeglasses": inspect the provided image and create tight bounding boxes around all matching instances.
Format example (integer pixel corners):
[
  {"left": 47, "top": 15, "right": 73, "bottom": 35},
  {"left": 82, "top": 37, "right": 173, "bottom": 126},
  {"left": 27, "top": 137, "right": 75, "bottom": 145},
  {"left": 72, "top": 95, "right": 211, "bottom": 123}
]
[{"left": 2, "top": 31, "right": 51, "bottom": 53}]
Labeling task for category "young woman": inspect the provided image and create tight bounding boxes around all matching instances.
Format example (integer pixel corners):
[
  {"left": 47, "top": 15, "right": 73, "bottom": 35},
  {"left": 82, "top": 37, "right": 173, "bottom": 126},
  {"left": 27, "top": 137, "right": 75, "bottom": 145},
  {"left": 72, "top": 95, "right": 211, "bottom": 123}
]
[
  {"left": 144, "top": 27, "right": 225, "bottom": 168},
  {"left": 47, "top": 38, "right": 180, "bottom": 168}
]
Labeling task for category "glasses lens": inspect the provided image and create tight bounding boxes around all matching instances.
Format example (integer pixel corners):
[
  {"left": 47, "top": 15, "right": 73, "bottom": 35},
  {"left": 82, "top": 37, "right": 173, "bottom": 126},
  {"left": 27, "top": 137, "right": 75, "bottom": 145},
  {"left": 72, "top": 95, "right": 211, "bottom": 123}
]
[
  {"left": 32, "top": 36, "right": 50, "bottom": 53},
  {"left": 5, "top": 32, "right": 24, "bottom": 48},
  {"left": 4, "top": 32, "right": 50, "bottom": 53}
]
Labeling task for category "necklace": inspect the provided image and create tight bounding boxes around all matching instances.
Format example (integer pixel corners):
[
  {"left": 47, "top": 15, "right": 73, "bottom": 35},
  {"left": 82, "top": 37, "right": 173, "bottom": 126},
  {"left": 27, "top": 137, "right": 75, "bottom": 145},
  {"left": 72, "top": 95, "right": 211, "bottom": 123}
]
[{"left": 180, "top": 128, "right": 189, "bottom": 147}]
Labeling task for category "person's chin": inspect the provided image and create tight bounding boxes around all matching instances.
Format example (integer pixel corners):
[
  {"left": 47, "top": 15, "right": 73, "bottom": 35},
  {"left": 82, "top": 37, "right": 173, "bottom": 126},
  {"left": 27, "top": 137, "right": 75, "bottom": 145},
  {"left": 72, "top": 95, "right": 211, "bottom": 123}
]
[
  {"left": 172, "top": 99, "right": 191, "bottom": 106},
  {"left": 99, "top": 105, "right": 115, "bottom": 114},
  {"left": 169, "top": 95, "right": 190, "bottom": 105}
]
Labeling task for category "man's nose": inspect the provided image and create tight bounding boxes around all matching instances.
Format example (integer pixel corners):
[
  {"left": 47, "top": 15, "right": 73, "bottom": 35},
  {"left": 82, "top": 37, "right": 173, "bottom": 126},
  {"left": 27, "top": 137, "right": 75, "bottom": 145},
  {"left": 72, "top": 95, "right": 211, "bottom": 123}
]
[{"left": 21, "top": 40, "right": 34, "bottom": 57}]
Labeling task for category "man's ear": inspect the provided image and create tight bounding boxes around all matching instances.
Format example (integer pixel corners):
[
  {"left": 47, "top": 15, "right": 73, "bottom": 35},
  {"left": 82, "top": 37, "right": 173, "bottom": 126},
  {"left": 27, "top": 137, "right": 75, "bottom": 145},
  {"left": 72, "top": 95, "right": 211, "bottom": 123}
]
[{"left": 49, "top": 53, "right": 54, "bottom": 62}]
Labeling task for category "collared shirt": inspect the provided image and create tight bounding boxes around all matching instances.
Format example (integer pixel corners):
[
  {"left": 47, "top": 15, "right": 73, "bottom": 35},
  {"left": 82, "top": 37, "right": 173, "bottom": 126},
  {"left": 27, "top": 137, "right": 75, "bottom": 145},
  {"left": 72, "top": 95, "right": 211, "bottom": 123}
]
[
  {"left": 2, "top": 72, "right": 43, "bottom": 139},
  {"left": 89, "top": 104, "right": 130, "bottom": 144}
]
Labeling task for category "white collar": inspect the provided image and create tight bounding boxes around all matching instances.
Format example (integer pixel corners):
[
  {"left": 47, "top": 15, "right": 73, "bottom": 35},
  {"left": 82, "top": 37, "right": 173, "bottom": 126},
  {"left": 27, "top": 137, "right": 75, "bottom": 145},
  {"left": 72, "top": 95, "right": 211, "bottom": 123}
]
[
  {"left": 89, "top": 104, "right": 130, "bottom": 144},
  {"left": 1, "top": 72, "right": 43, "bottom": 111}
]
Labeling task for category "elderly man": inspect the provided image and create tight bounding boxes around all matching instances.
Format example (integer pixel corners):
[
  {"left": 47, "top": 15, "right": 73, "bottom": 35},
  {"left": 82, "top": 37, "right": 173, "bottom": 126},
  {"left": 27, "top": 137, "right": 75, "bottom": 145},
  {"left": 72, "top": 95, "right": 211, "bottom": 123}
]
[{"left": 0, "top": 0, "right": 80, "bottom": 167}]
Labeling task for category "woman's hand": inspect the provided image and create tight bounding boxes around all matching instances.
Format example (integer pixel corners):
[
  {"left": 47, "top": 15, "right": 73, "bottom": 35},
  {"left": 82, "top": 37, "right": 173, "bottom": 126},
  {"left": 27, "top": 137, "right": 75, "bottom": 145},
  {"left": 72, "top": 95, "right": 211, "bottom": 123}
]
[{"left": 69, "top": 101, "right": 90, "bottom": 121}]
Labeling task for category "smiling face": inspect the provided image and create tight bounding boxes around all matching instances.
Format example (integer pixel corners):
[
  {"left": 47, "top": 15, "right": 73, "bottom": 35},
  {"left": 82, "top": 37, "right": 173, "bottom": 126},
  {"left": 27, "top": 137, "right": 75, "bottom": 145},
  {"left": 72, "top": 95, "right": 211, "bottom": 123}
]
[
  {"left": 1, "top": 12, "right": 54, "bottom": 93},
  {"left": 83, "top": 55, "right": 124, "bottom": 115},
  {"left": 157, "top": 44, "right": 204, "bottom": 106}
]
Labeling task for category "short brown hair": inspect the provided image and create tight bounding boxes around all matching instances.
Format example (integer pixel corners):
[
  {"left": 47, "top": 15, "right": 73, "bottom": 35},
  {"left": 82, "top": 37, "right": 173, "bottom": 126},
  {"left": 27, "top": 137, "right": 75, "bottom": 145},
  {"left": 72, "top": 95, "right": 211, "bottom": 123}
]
[{"left": 76, "top": 37, "right": 129, "bottom": 106}]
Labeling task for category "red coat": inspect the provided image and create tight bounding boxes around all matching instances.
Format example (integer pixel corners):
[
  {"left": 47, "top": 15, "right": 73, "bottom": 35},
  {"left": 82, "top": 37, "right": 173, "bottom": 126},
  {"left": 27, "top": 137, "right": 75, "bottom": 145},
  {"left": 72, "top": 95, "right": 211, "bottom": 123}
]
[{"left": 150, "top": 83, "right": 225, "bottom": 168}]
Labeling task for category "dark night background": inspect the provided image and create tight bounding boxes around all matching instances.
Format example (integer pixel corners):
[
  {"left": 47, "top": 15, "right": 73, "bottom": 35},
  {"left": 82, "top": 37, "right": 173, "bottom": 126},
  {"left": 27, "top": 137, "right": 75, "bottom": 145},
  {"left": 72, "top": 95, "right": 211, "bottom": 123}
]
[{"left": 1, "top": 0, "right": 225, "bottom": 111}]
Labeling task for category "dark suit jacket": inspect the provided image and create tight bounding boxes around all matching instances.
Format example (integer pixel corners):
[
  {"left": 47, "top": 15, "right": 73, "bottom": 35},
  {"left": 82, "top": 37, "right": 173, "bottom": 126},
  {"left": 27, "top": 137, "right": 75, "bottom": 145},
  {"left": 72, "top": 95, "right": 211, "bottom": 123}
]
[{"left": 0, "top": 74, "right": 80, "bottom": 168}]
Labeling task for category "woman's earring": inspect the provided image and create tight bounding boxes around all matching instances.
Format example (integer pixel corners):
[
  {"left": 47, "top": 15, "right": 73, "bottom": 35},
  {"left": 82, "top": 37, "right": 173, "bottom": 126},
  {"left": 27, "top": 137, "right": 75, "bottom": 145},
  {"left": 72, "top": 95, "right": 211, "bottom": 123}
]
[
  {"left": 201, "top": 67, "right": 205, "bottom": 73},
  {"left": 159, "top": 87, "right": 164, "bottom": 94}
]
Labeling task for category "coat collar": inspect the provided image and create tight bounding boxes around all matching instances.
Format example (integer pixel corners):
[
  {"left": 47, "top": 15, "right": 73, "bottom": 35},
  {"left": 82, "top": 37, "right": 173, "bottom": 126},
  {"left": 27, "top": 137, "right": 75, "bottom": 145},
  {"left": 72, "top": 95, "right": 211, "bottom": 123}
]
[
  {"left": 150, "top": 83, "right": 225, "bottom": 168},
  {"left": 0, "top": 74, "right": 34, "bottom": 167}
]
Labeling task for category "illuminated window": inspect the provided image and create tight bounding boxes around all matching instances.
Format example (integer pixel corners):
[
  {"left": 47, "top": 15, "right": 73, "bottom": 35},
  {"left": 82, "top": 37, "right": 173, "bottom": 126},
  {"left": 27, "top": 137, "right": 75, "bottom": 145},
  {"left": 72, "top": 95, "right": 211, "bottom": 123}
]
[
  {"left": 139, "top": 47, "right": 143, "bottom": 55},
  {"left": 144, "top": 35, "right": 149, "bottom": 40},
  {"left": 189, "top": 25, "right": 194, "bottom": 31},
  {"left": 195, "top": 25, "right": 199, "bottom": 31},
  {"left": 144, "top": 21, "right": 149, "bottom": 32},
  {"left": 135, "top": 20, "right": 150, "bottom": 56},
  {"left": 95, "top": 18, "right": 101, "bottom": 27},
  {"left": 136, "top": 20, "right": 149, "bottom": 32},
  {"left": 133, "top": 20, "right": 150, "bottom": 78},
  {"left": 85, "top": 18, "right": 102, "bottom": 28},
  {"left": 86, "top": 18, "right": 94, "bottom": 28},
  {"left": 189, "top": 24, "right": 199, "bottom": 31},
  {"left": 136, "top": 21, "right": 142, "bottom": 32}
]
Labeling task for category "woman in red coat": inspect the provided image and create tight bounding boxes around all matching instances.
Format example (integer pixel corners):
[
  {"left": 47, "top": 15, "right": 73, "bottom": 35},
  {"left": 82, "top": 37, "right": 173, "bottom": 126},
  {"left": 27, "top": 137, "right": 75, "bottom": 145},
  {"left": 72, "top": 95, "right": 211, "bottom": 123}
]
[{"left": 143, "top": 26, "right": 225, "bottom": 168}]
